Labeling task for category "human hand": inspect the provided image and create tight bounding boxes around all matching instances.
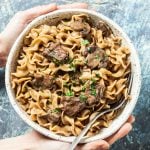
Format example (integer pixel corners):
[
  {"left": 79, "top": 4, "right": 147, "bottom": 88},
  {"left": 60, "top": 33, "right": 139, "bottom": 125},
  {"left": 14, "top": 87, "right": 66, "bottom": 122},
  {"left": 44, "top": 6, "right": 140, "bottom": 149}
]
[
  {"left": 22, "top": 115, "right": 135, "bottom": 150},
  {"left": 0, "top": 115, "right": 134, "bottom": 150},
  {"left": 0, "top": 3, "right": 88, "bottom": 67},
  {"left": 0, "top": 3, "right": 134, "bottom": 149}
]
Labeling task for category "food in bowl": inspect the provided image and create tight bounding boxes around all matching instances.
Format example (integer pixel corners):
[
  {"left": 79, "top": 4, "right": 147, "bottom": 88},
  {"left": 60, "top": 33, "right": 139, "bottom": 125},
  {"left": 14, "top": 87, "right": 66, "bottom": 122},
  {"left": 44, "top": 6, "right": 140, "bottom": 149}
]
[{"left": 11, "top": 14, "right": 131, "bottom": 137}]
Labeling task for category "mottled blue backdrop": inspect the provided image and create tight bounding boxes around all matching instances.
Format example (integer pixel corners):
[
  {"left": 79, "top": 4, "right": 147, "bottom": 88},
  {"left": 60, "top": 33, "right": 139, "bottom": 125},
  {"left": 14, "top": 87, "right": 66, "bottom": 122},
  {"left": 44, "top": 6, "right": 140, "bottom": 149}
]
[{"left": 0, "top": 0, "right": 150, "bottom": 149}]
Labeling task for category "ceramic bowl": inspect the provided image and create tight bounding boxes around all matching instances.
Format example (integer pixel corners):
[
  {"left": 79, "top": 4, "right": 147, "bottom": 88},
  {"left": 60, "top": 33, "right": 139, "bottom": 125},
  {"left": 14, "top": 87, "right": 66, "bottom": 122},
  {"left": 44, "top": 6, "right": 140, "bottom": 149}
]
[{"left": 5, "top": 9, "right": 141, "bottom": 143}]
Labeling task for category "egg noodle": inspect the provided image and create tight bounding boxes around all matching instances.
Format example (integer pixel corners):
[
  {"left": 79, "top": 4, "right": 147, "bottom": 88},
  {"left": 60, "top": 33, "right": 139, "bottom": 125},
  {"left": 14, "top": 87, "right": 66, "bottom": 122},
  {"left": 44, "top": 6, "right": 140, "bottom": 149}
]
[{"left": 11, "top": 14, "right": 131, "bottom": 136}]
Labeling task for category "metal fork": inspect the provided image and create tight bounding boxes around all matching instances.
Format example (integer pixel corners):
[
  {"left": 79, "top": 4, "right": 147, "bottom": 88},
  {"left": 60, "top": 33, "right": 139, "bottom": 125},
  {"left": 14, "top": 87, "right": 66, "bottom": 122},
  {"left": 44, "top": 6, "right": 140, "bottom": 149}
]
[{"left": 69, "top": 74, "right": 133, "bottom": 150}]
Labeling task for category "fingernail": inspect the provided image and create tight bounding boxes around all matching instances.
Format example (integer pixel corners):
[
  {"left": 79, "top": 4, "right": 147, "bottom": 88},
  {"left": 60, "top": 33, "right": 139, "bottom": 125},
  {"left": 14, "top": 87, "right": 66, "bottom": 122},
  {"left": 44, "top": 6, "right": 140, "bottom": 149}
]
[{"left": 131, "top": 116, "right": 135, "bottom": 123}]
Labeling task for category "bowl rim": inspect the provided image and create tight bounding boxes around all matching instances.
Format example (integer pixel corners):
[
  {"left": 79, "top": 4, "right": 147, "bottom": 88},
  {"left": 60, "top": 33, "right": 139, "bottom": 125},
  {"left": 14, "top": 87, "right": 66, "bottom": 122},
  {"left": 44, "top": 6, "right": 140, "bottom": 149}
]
[{"left": 5, "top": 8, "right": 141, "bottom": 143}]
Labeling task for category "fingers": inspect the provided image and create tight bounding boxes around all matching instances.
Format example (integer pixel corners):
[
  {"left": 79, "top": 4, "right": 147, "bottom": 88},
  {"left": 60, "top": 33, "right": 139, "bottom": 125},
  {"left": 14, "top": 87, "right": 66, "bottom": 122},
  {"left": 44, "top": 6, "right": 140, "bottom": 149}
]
[
  {"left": 9, "top": 2, "right": 88, "bottom": 25},
  {"left": 105, "top": 115, "right": 135, "bottom": 145},
  {"left": 107, "top": 123, "right": 132, "bottom": 145},
  {"left": 12, "top": 3, "right": 88, "bottom": 24},
  {"left": 19, "top": 2, "right": 88, "bottom": 23},
  {"left": 57, "top": 3, "right": 88, "bottom": 9},
  {"left": 127, "top": 115, "right": 135, "bottom": 124},
  {"left": 77, "top": 140, "right": 109, "bottom": 150},
  {"left": 20, "top": 3, "right": 57, "bottom": 22},
  {"left": 0, "top": 57, "right": 6, "bottom": 67}
]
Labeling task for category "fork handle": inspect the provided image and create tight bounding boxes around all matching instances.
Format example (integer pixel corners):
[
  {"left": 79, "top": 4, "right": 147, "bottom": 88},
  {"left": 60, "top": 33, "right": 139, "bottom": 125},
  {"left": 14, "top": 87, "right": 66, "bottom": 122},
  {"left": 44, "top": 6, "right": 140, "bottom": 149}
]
[
  {"left": 69, "top": 110, "right": 109, "bottom": 150},
  {"left": 69, "top": 99, "right": 127, "bottom": 150}
]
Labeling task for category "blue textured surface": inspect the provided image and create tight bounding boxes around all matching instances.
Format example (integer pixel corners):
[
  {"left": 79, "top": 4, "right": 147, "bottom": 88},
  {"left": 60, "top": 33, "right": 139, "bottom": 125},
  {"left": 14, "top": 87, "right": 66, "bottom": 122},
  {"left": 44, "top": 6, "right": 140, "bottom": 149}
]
[{"left": 0, "top": 0, "right": 150, "bottom": 149}]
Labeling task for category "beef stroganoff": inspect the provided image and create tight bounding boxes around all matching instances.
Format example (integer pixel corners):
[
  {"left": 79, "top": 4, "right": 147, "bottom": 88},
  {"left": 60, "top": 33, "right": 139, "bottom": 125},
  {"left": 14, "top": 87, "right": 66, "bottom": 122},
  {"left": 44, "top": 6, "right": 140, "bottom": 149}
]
[{"left": 11, "top": 14, "right": 131, "bottom": 136}]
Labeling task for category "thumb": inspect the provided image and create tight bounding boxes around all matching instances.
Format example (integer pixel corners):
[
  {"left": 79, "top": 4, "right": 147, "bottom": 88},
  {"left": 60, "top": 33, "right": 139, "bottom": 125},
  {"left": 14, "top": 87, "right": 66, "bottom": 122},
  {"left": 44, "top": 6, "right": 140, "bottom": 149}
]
[
  {"left": 77, "top": 140, "right": 110, "bottom": 150},
  {"left": 20, "top": 3, "right": 57, "bottom": 23}
]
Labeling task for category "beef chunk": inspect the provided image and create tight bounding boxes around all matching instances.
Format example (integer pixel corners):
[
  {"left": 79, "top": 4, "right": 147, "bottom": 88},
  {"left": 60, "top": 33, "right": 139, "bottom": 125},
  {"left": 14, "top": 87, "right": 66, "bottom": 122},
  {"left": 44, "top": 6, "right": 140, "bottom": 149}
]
[
  {"left": 84, "top": 87, "right": 98, "bottom": 106},
  {"left": 97, "top": 21, "right": 113, "bottom": 37},
  {"left": 87, "top": 95, "right": 97, "bottom": 105},
  {"left": 80, "top": 27, "right": 91, "bottom": 37},
  {"left": 86, "top": 46, "right": 97, "bottom": 53},
  {"left": 80, "top": 23, "right": 91, "bottom": 38},
  {"left": 43, "top": 45, "right": 68, "bottom": 63},
  {"left": 85, "top": 84, "right": 106, "bottom": 106},
  {"left": 83, "top": 45, "right": 97, "bottom": 56},
  {"left": 70, "top": 20, "right": 86, "bottom": 31},
  {"left": 86, "top": 48, "right": 108, "bottom": 69},
  {"left": 48, "top": 42, "right": 59, "bottom": 51},
  {"left": 47, "top": 111, "right": 61, "bottom": 124},
  {"left": 40, "top": 110, "right": 61, "bottom": 124},
  {"left": 70, "top": 17, "right": 91, "bottom": 36},
  {"left": 31, "top": 74, "right": 53, "bottom": 90},
  {"left": 97, "top": 84, "right": 106, "bottom": 99},
  {"left": 62, "top": 97, "right": 86, "bottom": 117}
]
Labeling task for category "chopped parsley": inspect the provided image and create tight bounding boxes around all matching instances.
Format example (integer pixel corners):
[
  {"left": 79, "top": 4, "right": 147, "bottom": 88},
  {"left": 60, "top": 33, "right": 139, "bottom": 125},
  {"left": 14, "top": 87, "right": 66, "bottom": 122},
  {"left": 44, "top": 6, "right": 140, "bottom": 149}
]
[
  {"left": 80, "top": 94, "right": 87, "bottom": 102},
  {"left": 91, "top": 89, "right": 97, "bottom": 96},
  {"left": 81, "top": 40, "right": 89, "bottom": 46},
  {"left": 90, "top": 83, "right": 95, "bottom": 89},
  {"left": 104, "top": 53, "right": 109, "bottom": 60},
  {"left": 96, "top": 73, "right": 100, "bottom": 78},
  {"left": 68, "top": 58, "right": 73, "bottom": 64},
  {"left": 52, "top": 58, "right": 60, "bottom": 65},
  {"left": 90, "top": 80, "right": 97, "bottom": 96},
  {"left": 52, "top": 108, "right": 61, "bottom": 113},
  {"left": 70, "top": 63, "right": 76, "bottom": 72},
  {"left": 91, "top": 78, "right": 96, "bottom": 84},
  {"left": 65, "top": 90, "right": 74, "bottom": 96},
  {"left": 85, "top": 59, "right": 88, "bottom": 65},
  {"left": 82, "top": 86, "right": 86, "bottom": 92},
  {"left": 95, "top": 54, "right": 100, "bottom": 60},
  {"left": 63, "top": 82, "right": 68, "bottom": 87}
]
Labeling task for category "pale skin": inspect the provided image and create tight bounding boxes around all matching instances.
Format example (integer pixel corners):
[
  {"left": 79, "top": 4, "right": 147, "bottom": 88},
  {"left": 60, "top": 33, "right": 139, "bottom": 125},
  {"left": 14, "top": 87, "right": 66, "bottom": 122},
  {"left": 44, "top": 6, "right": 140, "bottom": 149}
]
[{"left": 0, "top": 3, "right": 135, "bottom": 150}]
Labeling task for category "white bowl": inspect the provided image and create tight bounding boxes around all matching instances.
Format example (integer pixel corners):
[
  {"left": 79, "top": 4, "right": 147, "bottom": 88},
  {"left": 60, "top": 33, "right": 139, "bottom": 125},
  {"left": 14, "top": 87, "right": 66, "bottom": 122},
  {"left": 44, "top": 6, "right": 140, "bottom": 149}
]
[{"left": 5, "top": 9, "right": 141, "bottom": 143}]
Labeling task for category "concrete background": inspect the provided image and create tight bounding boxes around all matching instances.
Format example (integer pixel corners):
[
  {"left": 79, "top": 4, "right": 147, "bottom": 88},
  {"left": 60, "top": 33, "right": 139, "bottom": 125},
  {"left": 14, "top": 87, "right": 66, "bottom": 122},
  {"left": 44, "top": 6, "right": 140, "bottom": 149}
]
[{"left": 0, "top": 0, "right": 150, "bottom": 149}]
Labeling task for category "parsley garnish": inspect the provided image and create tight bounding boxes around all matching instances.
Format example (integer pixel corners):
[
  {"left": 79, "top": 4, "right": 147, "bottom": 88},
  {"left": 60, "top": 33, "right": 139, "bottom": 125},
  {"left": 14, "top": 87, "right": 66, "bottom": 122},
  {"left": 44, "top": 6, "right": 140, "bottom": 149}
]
[
  {"left": 95, "top": 54, "right": 100, "bottom": 60},
  {"left": 91, "top": 89, "right": 97, "bottom": 96},
  {"left": 63, "top": 82, "right": 68, "bottom": 87},
  {"left": 81, "top": 40, "right": 89, "bottom": 46},
  {"left": 65, "top": 90, "right": 74, "bottom": 96},
  {"left": 70, "top": 63, "right": 76, "bottom": 72},
  {"left": 90, "top": 80, "right": 97, "bottom": 96},
  {"left": 80, "top": 94, "right": 87, "bottom": 102},
  {"left": 91, "top": 78, "right": 96, "bottom": 84},
  {"left": 85, "top": 59, "right": 88, "bottom": 65},
  {"left": 104, "top": 53, "right": 109, "bottom": 60},
  {"left": 96, "top": 73, "right": 100, "bottom": 78},
  {"left": 68, "top": 58, "right": 73, "bottom": 64},
  {"left": 52, "top": 108, "right": 61, "bottom": 113},
  {"left": 82, "top": 85, "right": 86, "bottom": 92}
]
